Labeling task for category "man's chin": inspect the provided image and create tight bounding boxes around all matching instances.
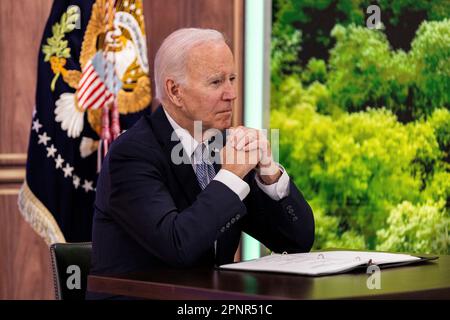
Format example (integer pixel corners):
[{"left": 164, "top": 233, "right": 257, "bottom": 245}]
[
  {"left": 214, "top": 117, "right": 232, "bottom": 131},
  {"left": 203, "top": 113, "right": 233, "bottom": 131}
]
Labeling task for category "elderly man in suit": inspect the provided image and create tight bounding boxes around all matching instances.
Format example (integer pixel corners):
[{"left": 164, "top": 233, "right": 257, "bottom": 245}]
[{"left": 87, "top": 28, "right": 314, "bottom": 299}]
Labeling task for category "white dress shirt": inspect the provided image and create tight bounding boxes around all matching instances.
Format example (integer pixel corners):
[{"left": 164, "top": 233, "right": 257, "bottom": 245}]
[{"left": 163, "top": 108, "right": 290, "bottom": 201}]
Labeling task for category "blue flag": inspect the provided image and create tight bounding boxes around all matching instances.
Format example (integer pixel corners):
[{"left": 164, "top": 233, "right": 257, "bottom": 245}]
[{"left": 19, "top": 0, "right": 151, "bottom": 244}]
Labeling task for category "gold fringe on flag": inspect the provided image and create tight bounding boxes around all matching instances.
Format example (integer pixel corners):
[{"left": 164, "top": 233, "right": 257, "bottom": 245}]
[{"left": 17, "top": 180, "right": 66, "bottom": 246}]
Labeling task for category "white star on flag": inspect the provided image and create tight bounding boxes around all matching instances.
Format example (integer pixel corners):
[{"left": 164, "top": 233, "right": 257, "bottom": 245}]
[
  {"left": 82, "top": 180, "right": 94, "bottom": 193},
  {"left": 46, "top": 144, "right": 57, "bottom": 158},
  {"left": 32, "top": 119, "right": 43, "bottom": 133},
  {"left": 73, "top": 175, "right": 80, "bottom": 189},
  {"left": 38, "top": 132, "right": 51, "bottom": 146},
  {"left": 55, "top": 154, "right": 64, "bottom": 169},
  {"left": 62, "top": 163, "right": 74, "bottom": 178}
]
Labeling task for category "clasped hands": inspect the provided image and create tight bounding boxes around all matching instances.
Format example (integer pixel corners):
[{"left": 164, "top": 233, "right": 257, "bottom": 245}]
[{"left": 220, "top": 126, "right": 281, "bottom": 184}]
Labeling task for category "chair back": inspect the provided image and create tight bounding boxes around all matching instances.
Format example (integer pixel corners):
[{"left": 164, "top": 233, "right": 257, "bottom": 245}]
[{"left": 50, "top": 242, "right": 92, "bottom": 300}]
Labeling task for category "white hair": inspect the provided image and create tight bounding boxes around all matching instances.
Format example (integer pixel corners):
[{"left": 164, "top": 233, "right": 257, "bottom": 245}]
[{"left": 154, "top": 28, "right": 226, "bottom": 101}]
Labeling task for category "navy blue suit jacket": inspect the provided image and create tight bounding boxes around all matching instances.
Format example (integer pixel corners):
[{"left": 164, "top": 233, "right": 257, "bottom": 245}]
[{"left": 88, "top": 106, "right": 314, "bottom": 296}]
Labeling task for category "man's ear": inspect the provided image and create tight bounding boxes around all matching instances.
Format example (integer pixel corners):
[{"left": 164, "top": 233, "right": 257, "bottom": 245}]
[{"left": 165, "top": 79, "right": 183, "bottom": 107}]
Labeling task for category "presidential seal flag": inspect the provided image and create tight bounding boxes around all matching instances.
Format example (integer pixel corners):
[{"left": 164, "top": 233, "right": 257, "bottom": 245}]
[{"left": 18, "top": 0, "right": 151, "bottom": 244}]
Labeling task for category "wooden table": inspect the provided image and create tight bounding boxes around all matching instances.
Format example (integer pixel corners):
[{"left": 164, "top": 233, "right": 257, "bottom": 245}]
[{"left": 88, "top": 254, "right": 450, "bottom": 300}]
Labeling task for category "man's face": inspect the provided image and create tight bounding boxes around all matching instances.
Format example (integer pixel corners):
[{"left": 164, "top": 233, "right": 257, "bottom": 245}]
[{"left": 179, "top": 41, "right": 237, "bottom": 131}]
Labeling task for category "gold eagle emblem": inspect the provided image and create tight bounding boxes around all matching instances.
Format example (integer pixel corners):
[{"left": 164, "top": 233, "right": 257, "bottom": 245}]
[{"left": 43, "top": 0, "right": 151, "bottom": 157}]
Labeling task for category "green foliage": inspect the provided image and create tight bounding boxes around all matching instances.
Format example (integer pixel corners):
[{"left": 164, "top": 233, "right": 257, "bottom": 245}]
[
  {"left": 271, "top": 0, "right": 450, "bottom": 66},
  {"left": 327, "top": 20, "right": 450, "bottom": 119},
  {"left": 271, "top": 88, "right": 449, "bottom": 250},
  {"left": 327, "top": 25, "right": 392, "bottom": 112},
  {"left": 376, "top": 201, "right": 449, "bottom": 254},
  {"left": 271, "top": 75, "right": 332, "bottom": 112},
  {"left": 273, "top": 0, "right": 365, "bottom": 62},
  {"left": 410, "top": 20, "right": 450, "bottom": 112},
  {"left": 406, "top": 117, "right": 442, "bottom": 180},
  {"left": 270, "top": 0, "right": 450, "bottom": 254},
  {"left": 272, "top": 11, "right": 450, "bottom": 120},
  {"left": 302, "top": 58, "right": 328, "bottom": 85},
  {"left": 271, "top": 22, "right": 302, "bottom": 87},
  {"left": 42, "top": 6, "right": 79, "bottom": 61},
  {"left": 377, "top": 0, "right": 450, "bottom": 23},
  {"left": 273, "top": 105, "right": 421, "bottom": 247},
  {"left": 422, "top": 170, "right": 450, "bottom": 207},
  {"left": 312, "top": 203, "right": 366, "bottom": 250},
  {"left": 428, "top": 108, "right": 450, "bottom": 156},
  {"left": 41, "top": 6, "right": 79, "bottom": 91}
]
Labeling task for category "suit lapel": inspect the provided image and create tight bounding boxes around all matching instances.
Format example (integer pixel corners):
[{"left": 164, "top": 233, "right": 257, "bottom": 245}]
[{"left": 149, "top": 106, "right": 201, "bottom": 204}]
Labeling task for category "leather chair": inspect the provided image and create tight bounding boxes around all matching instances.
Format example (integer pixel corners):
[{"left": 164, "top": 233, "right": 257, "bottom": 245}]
[{"left": 50, "top": 242, "right": 92, "bottom": 300}]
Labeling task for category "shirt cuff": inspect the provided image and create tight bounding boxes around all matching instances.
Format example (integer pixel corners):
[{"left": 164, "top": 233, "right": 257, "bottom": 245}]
[
  {"left": 214, "top": 169, "right": 250, "bottom": 201},
  {"left": 255, "top": 164, "right": 290, "bottom": 201}
]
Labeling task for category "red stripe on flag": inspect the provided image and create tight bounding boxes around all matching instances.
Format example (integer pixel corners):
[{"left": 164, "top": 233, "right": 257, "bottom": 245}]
[
  {"left": 78, "top": 72, "right": 99, "bottom": 102},
  {"left": 78, "top": 64, "right": 95, "bottom": 91},
  {"left": 83, "top": 82, "right": 106, "bottom": 109},
  {"left": 89, "top": 91, "right": 107, "bottom": 110}
]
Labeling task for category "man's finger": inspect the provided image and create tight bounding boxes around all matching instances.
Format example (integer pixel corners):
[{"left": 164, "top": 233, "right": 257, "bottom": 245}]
[
  {"left": 243, "top": 139, "right": 260, "bottom": 151},
  {"left": 236, "top": 132, "right": 257, "bottom": 150},
  {"left": 230, "top": 128, "right": 246, "bottom": 147}
]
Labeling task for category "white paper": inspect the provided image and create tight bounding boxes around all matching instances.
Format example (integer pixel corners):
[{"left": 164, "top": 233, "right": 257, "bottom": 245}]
[{"left": 219, "top": 251, "right": 421, "bottom": 276}]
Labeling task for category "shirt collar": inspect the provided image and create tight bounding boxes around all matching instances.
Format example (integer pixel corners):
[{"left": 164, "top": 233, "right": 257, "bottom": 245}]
[{"left": 163, "top": 107, "right": 200, "bottom": 158}]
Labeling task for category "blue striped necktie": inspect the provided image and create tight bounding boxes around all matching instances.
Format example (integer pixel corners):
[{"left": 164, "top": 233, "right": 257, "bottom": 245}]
[
  {"left": 193, "top": 143, "right": 216, "bottom": 189},
  {"left": 193, "top": 143, "right": 219, "bottom": 262}
]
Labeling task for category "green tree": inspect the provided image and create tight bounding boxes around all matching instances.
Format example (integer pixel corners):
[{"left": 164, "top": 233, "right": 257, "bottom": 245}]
[
  {"left": 428, "top": 108, "right": 450, "bottom": 161},
  {"left": 326, "top": 20, "right": 450, "bottom": 120},
  {"left": 327, "top": 24, "right": 393, "bottom": 113},
  {"left": 376, "top": 201, "right": 449, "bottom": 254},
  {"left": 271, "top": 0, "right": 450, "bottom": 65},
  {"left": 271, "top": 23, "right": 302, "bottom": 87},
  {"left": 410, "top": 20, "right": 450, "bottom": 115},
  {"left": 270, "top": 1, "right": 450, "bottom": 254},
  {"left": 271, "top": 102, "right": 448, "bottom": 250}
]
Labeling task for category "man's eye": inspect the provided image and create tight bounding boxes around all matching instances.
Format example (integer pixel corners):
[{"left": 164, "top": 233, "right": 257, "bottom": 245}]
[
  {"left": 230, "top": 76, "right": 236, "bottom": 82},
  {"left": 211, "top": 80, "right": 222, "bottom": 85}
]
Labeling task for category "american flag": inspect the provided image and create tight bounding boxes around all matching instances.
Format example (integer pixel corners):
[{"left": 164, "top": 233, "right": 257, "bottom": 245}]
[{"left": 77, "top": 60, "right": 114, "bottom": 111}]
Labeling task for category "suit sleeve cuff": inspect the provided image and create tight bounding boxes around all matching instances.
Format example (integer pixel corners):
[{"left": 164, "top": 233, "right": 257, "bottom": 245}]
[
  {"left": 213, "top": 169, "right": 250, "bottom": 201},
  {"left": 255, "top": 163, "right": 290, "bottom": 201}
]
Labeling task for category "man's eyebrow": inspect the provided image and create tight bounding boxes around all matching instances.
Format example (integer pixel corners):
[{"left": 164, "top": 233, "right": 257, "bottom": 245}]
[
  {"left": 206, "top": 73, "right": 237, "bottom": 81},
  {"left": 206, "top": 73, "right": 225, "bottom": 81}
]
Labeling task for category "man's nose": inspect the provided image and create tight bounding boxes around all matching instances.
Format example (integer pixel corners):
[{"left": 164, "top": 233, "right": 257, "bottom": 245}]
[{"left": 222, "top": 81, "right": 237, "bottom": 101}]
